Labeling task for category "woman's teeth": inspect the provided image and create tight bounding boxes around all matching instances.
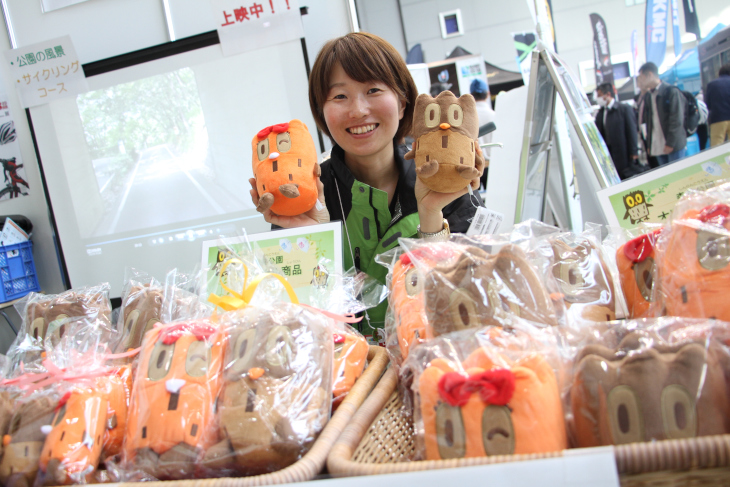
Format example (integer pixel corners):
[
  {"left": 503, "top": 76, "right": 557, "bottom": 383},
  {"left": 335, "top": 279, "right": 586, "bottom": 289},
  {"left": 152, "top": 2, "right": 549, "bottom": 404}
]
[{"left": 349, "top": 124, "right": 376, "bottom": 134}]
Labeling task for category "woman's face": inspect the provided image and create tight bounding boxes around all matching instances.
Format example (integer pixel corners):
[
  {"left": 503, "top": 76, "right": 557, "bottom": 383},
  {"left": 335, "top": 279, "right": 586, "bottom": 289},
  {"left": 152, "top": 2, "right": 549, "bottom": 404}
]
[{"left": 323, "top": 63, "right": 405, "bottom": 161}]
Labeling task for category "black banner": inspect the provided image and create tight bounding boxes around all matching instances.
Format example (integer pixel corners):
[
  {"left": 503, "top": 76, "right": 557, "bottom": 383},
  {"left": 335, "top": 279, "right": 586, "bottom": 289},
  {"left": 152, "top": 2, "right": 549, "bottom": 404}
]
[
  {"left": 682, "top": 0, "right": 701, "bottom": 39},
  {"left": 590, "top": 13, "right": 614, "bottom": 88}
]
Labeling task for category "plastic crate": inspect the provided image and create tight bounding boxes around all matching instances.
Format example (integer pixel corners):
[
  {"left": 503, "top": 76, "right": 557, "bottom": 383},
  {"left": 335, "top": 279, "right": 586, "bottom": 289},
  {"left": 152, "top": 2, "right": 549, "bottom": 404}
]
[{"left": 0, "top": 240, "right": 40, "bottom": 303}]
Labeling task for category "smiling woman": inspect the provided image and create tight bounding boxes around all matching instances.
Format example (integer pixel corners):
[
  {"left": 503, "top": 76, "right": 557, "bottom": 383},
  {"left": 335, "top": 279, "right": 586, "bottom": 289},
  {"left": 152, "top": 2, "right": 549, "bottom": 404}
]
[{"left": 250, "top": 32, "right": 482, "bottom": 340}]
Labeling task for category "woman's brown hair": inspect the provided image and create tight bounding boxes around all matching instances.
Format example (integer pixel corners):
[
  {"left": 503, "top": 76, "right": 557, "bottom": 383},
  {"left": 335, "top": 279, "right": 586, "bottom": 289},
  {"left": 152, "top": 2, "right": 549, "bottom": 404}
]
[{"left": 309, "top": 32, "right": 418, "bottom": 143}]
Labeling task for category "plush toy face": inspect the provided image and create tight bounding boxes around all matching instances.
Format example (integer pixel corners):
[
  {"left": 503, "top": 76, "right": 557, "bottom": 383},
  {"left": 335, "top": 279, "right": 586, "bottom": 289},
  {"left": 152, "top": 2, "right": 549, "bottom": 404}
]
[
  {"left": 571, "top": 337, "right": 730, "bottom": 447},
  {"left": 332, "top": 330, "right": 368, "bottom": 403},
  {"left": 42, "top": 291, "right": 112, "bottom": 347},
  {"left": 616, "top": 231, "right": 660, "bottom": 318},
  {"left": 0, "top": 397, "right": 56, "bottom": 486},
  {"left": 124, "top": 321, "right": 224, "bottom": 473},
  {"left": 550, "top": 239, "right": 616, "bottom": 322},
  {"left": 252, "top": 119, "right": 319, "bottom": 216},
  {"left": 407, "top": 91, "right": 484, "bottom": 193},
  {"left": 418, "top": 349, "right": 566, "bottom": 460},
  {"left": 659, "top": 205, "right": 730, "bottom": 321},
  {"left": 424, "top": 244, "right": 557, "bottom": 337},
  {"left": 118, "top": 286, "right": 163, "bottom": 352}
]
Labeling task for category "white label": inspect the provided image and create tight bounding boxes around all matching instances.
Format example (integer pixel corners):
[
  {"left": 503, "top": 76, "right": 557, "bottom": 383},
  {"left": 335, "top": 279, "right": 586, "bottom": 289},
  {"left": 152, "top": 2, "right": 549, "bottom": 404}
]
[{"left": 467, "top": 207, "right": 505, "bottom": 236}]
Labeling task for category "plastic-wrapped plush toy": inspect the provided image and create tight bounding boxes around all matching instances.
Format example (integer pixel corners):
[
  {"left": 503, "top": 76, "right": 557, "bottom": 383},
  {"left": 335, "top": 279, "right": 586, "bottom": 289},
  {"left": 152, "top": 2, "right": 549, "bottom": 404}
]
[
  {"left": 203, "top": 303, "right": 332, "bottom": 476},
  {"left": 116, "top": 284, "right": 163, "bottom": 353},
  {"left": 37, "top": 366, "right": 132, "bottom": 485},
  {"left": 656, "top": 203, "right": 730, "bottom": 321},
  {"left": 123, "top": 320, "right": 225, "bottom": 480},
  {"left": 404, "top": 91, "right": 485, "bottom": 193},
  {"left": 571, "top": 325, "right": 730, "bottom": 447},
  {"left": 417, "top": 242, "right": 558, "bottom": 336},
  {"left": 549, "top": 236, "right": 616, "bottom": 323},
  {"left": 616, "top": 230, "right": 661, "bottom": 318},
  {"left": 332, "top": 327, "right": 368, "bottom": 407},
  {"left": 407, "top": 326, "right": 567, "bottom": 460},
  {"left": 0, "top": 395, "right": 57, "bottom": 487},
  {"left": 252, "top": 120, "right": 320, "bottom": 216}
]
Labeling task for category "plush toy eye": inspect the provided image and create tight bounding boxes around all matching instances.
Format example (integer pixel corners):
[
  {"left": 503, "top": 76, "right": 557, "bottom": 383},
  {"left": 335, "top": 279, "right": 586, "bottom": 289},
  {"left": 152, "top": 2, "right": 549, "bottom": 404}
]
[
  {"left": 123, "top": 309, "right": 140, "bottom": 346},
  {"left": 633, "top": 256, "right": 656, "bottom": 302},
  {"left": 607, "top": 385, "right": 645, "bottom": 444},
  {"left": 29, "top": 317, "right": 46, "bottom": 341},
  {"left": 276, "top": 132, "right": 292, "bottom": 153},
  {"left": 424, "top": 103, "right": 441, "bottom": 128},
  {"left": 404, "top": 268, "right": 422, "bottom": 297},
  {"left": 227, "top": 328, "right": 257, "bottom": 376},
  {"left": 448, "top": 289, "right": 479, "bottom": 331},
  {"left": 265, "top": 325, "right": 296, "bottom": 370},
  {"left": 660, "top": 384, "right": 697, "bottom": 439},
  {"left": 257, "top": 138, "right": 270, "bottom": 161},
  {"left": 556, "top": 259, "right": 586, "bottom": 298},
  {"left": 185, "top": 340, "right": 210, "bottom": 377},
  {"left": 447, "top": 104, "right": 463, "bottom": 127},
  {"left": 148, "top": 340, "right": 175, "bottom": 381},
  {"left": 481, "top": 405, "right": 515, "bottom": 455},
  {"left": 53, "top": 403, "right": 67, "bottom": 426},
  {"left": 47, "top": 314, "right": 69, "bottom": 347},
  {"left": 435, "top": 402, "right": 466, "bottom": 459},
  {"left": 334, "top": 340, "right": 345, "bottom": 360},
  {"left": 696, "top": 230, "right": 730, "bottom": 271}
]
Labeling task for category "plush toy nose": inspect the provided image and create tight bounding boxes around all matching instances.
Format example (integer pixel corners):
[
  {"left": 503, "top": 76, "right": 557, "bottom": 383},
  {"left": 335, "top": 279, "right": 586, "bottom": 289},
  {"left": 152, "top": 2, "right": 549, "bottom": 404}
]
[
  {"left": 269, "top": 152, "right": 280, "bottom": 160},
  {"left": 248, "top": 367, "right": 265, "bottom": 380},
  {"left": 439, "top": 123, "right": 451, "bottom": 130}
]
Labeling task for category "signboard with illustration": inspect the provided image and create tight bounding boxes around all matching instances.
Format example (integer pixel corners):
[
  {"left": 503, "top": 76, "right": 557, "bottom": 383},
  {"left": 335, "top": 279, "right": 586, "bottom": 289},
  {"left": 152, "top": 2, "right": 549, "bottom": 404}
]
[
  {"left": 201, "top": 221, "right": 342, "bottom": 304},
  {"left": 597, "top": 145, "right": 730, "bottom": 229}
]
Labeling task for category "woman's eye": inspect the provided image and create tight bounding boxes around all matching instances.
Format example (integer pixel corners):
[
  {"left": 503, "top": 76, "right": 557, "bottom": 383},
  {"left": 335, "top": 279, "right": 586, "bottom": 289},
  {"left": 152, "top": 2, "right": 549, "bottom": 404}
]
[
  {"left": 368, "top": 88, "right": 382, "bottom": 94},
  {"left": 331, "top": 94, "right": 346, "bottom": 100}
]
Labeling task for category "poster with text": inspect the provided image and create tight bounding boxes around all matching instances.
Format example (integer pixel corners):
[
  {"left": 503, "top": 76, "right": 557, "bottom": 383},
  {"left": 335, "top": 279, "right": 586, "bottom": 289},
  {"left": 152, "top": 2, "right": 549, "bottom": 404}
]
[
  {"left": 0, "top": 93, "right": 29, "bottom": 202},
  {"left": 597, "top": 145, "right": 730, "bottom": 229},
  {"left": 201, "top": 221, "right": 342, "bottom": 305}
]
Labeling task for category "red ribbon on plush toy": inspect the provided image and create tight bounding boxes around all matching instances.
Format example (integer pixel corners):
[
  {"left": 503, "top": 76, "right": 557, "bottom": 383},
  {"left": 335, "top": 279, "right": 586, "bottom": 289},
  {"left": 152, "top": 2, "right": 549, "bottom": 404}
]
[
  {"left": 697, "top": 203, "right": 730, "bottom": 226},
  {"left": 437, "top": 368, "right": 515, "bottom": 407}
]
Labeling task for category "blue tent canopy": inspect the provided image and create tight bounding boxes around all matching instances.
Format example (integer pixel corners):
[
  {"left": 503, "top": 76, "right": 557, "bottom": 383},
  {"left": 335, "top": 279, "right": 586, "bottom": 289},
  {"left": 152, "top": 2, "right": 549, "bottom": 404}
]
[{"left": 660, "top": 23, "right": 725, "bottom": 93}]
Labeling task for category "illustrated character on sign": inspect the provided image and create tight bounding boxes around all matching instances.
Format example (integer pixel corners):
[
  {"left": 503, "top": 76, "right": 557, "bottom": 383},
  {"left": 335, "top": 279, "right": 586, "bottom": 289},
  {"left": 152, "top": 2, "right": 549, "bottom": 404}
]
[
  {"left": 622, "top": 190, "right": 653, "bottom": 225},
  {"left": 311, "top": 265, "right": 329, "bottom": 289},
  {"left": 404, "top": 91, "right": 485, "bottom": 193}
]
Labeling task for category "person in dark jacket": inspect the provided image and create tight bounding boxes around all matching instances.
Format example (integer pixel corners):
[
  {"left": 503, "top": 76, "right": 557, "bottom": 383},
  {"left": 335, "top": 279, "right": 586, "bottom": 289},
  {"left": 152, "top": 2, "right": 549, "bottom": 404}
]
[
  {"left": 637, "top": 62, "right": 686, "bottom": 165},
  {"left": 594, "top": 83, "right": 643, "bottom": 180},
  {"left": 706, "top": 63, "right": 730, "bottom": 147},
  {"left": 249, "top": 32, "right": 480, "bottom": 341}
]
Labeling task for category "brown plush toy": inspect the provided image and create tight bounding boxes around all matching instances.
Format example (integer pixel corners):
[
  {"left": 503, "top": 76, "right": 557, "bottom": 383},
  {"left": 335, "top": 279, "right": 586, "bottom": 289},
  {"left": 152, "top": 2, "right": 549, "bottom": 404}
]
[
  {"left": 571, "top": 333, "right": 730, "bottom": 447},
  {"left": 424, "top": 244, "right": 558, "bottom": 337},
  {"left": 0, "top": 396, "right": 56, "bottom": 487},
  {"left": 40, "top": 290, "right": 112, "bottom": 347},
  {"left": 116, "top": 285, "right": 163, "bottom": 353},
  {"left": 404, "top": 91, "right": 485, "bottom": 193},
  {"left": 550, "top": 238, "right": 616, "bottom": 323},
  {"left": 203, "top": 304, "right": 331, "bottom": 476}
]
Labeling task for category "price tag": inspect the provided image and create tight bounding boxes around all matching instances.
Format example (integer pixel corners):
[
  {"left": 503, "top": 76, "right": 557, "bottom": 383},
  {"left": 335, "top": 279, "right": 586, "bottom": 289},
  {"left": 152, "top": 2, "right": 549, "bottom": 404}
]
[{"left": 467, "top": 207, "right": 505, "bottom": 236}]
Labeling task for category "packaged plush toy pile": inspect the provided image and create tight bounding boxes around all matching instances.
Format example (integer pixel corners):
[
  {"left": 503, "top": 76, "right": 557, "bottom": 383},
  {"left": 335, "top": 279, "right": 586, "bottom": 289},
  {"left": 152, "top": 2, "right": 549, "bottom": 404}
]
[{"left": 378, "top": 180, "right": 730, "bottom": 467}]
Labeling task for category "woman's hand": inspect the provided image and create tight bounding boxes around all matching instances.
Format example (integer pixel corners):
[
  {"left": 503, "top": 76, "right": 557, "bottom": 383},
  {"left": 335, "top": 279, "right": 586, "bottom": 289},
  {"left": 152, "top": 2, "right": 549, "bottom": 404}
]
[
  {"left": 249, "top": 177, "right": 330, "bottom": 228},
  {"left": 414, "top": 177, "right": 472, "bottom": 233}
]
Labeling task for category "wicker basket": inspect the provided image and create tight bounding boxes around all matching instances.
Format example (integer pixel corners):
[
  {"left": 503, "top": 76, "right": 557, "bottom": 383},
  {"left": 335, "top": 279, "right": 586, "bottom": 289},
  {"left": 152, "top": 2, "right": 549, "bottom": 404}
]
[
  {"left": 327, "top": 366, "right": 730, "bottom": 486},
  {"left": 111, "top": 345, "right": 388, "bottom": 487}
]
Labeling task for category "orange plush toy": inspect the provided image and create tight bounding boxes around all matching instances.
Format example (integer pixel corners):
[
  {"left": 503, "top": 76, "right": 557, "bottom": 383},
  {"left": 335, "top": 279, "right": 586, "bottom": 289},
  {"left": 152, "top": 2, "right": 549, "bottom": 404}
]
[
  {"left": 417, "top": 348, "right": 567, "bottom": 460},
  {"left": 657, "top": 204, "right": 730, "bottom": 321},
  {"left": 616, "top": 230, "right": 661, "bottom": 318},
  {"left": 123, "top": 321, "right": 225, "bottom": 480},
  {"left": 405, "top": 92, "right": 485, "bottom": 193},
  {"left": 252, "top": 120, "right": 320, "bottom": 216},
  {"left": 332, "top": 329, "right": 368, "bottom": 407}
]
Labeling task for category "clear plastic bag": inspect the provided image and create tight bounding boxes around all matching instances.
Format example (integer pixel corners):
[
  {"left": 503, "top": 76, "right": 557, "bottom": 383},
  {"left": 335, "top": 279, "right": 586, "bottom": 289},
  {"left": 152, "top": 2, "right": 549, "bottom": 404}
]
[
  {"left": 202, "top": 303, "right": 332, "bottom": 476},
  {"left": 614, "top": 228, "right": 663, "bottom": 319}
]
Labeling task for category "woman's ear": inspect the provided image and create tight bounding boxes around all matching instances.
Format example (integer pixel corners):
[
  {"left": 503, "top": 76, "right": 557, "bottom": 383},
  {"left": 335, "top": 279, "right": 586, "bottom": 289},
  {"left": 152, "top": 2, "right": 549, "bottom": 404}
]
[{"left": 398, "top": 97, "right": 406, "bottom": 121}]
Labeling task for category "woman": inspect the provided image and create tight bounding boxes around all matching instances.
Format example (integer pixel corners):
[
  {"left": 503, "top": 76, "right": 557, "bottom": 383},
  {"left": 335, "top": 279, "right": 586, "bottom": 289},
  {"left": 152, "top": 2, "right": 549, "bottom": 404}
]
[{"left": 250, "top": 32, "right": 481, "bottom": 340}]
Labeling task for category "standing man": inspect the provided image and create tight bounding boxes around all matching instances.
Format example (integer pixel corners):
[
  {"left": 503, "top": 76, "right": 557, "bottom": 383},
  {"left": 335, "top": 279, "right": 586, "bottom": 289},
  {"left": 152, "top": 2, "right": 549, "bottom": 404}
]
[
  {"left": 706, "top": 63, "right": 730, "bottom": 147},
  {"left": 470, "top": 78, "right": 495, "bottom": 190},
  {"left": 594, "top": 83, "right": 643, "bottom": 180},
  {"left": 637, "top": 62, "right": 686, "bottom": 165}
]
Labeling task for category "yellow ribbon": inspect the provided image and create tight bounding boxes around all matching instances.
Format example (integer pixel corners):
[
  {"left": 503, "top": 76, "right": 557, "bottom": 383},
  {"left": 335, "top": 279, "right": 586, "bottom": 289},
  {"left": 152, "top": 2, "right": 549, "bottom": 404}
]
[{"left": 208, "top": 258, "right": 299, "bottom": 312}]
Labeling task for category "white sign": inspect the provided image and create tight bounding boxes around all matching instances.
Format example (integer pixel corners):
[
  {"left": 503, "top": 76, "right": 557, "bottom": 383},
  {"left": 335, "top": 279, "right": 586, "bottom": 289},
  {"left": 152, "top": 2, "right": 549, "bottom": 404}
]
[
  {"left": 4, "top": 36, "right": 89, "bottom": 108},
  {"left": 41, "top": 0, "right": 92, "bottom": 13},
  {"left": 212, "top": 0, "right": 305, "bottom": 57}
]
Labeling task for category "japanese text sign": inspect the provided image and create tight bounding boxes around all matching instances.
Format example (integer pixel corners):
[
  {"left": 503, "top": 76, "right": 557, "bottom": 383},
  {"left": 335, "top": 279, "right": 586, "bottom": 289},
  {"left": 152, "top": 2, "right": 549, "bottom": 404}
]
[
  {"left": 212, "top": 0, "right": 305, "bottom": 57},
  {"left": 4, "top": 36, "right": 88, "bottom": 108}
]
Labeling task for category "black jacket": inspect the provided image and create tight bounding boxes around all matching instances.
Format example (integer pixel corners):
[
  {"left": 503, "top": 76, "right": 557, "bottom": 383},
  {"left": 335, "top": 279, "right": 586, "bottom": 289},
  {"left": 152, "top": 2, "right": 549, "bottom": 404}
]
[
  {"left": 706, "top": 74, "right": 730, "bottom": 124},
  {"left": 638, "top": 82, "right": 686, "bottom": 155},
  {"left": 595, "top": 101, "right": 643, "bottom": 180}
]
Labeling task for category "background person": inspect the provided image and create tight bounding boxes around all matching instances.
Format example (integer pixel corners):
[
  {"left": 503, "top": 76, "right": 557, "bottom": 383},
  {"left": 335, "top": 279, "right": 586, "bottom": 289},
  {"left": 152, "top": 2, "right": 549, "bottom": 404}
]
[
  {"left": 594, "top": 82, "right": 643, "bottom": 180},
  {"left": 706, "top": 63, "right": 730, "bottom": 147},
  {"left": 249, "top": 32, "right": 481, "bottom": 339},
  {"left": 470, "top": 78, "right": 495, "bottom": 190},
  {"left": 636, "top": 62, "right": 686, "bottom": 165}
]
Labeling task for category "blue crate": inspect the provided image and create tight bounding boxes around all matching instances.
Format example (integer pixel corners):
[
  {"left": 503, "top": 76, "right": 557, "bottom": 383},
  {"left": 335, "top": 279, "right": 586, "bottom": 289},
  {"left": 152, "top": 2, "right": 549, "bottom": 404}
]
[{"left": 0, "top": 241, "right": 40, "bottom": 303}]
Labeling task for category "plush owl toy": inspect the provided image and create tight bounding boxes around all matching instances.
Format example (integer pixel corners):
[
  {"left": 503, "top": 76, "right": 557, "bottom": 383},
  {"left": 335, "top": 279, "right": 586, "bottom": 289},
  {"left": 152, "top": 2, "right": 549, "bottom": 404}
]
[
  {"left": 252, "top": 120, "right": 320, "bottom": 216},
  {"left": 405, "top": 91, "right": 485, "bottom": 193}
]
